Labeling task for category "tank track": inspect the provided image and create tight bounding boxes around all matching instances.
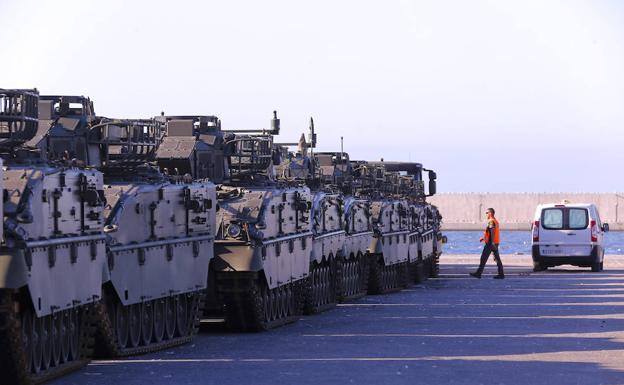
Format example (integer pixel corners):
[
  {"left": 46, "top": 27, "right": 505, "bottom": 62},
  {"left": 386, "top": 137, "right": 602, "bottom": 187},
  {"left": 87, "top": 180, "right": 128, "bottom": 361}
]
[
  {"left": 93, "top": 289, "right": 205, "bottom": 358},
  {"left": 0, "top": 290, "right": 93, "bottom": 385},
  {"left": 302, "top": 257, "right": 338, "bottom": 315},
  {"left": 367, "top": 258, "right": 410, "bottom": 294},
  {"left": 410, "top": 259, "right": 428, "bottom": 284},
  {"left": 337, "top": 254, "right": 370, "bottom": 302},
  {"left": 219, "top": 272, "right": 304, "bottom": 332},
  {"left": 429, "top": 253, "right": 440, "bottom": 278}
]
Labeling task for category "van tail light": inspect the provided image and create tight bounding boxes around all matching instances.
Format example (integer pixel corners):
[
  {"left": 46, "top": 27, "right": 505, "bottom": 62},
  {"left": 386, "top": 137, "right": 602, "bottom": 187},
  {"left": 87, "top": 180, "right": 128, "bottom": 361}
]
[
  {"left": 532, "top": 221, "right": 539, "bottom": 242},
  {"left": 591, "top": 220, "right": 598, "bottom": 242}
]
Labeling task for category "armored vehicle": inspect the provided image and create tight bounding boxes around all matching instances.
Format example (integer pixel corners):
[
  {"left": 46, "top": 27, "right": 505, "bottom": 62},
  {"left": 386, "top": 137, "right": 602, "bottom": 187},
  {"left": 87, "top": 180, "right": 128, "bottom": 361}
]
[
  {"left": 276, "top": 136, "right": 373, "bottom": 312},
  {"left": 156, "top": 112, "right": 313, "bottom": 331},
  {"left": 39, "top": 96, "right": 216, "bottom": 356},
  {"left": 366, "top": 161, "right": 441, "bottom": 283},
  {"left": 0, "top": 89, "right": 108, "bottom": 384}
]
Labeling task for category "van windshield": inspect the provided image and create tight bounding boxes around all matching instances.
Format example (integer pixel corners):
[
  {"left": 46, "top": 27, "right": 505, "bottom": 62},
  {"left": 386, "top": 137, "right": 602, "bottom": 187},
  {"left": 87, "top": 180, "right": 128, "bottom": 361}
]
[{"left": 541, "top": 207, "right": 588, "bottom": 230}]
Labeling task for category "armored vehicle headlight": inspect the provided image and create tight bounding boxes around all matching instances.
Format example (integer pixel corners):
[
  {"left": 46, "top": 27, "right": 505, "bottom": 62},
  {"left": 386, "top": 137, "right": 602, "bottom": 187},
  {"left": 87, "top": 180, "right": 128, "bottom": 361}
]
[{"left": 227, "top": 223, "right": 242, "bottom": 238}]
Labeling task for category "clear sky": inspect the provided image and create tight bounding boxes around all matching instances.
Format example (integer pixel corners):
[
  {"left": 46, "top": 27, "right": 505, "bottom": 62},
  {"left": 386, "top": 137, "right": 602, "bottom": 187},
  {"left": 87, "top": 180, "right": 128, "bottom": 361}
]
[{"left": 1, "top": 0, "right": 622, "bottom": 192}]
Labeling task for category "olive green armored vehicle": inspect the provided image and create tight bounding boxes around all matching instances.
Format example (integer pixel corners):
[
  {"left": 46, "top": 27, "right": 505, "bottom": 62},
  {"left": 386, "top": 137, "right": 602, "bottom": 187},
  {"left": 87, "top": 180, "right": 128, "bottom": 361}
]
[{"left": 0, "top": 89, "right": 108, "bottom": 384}]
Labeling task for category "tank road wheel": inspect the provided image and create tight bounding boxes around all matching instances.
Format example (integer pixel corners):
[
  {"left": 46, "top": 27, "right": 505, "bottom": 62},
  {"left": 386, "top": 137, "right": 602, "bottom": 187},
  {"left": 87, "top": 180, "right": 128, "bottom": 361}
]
[
  {"left": 317, "top": 266, "right": 323, "bottom": 305},
  {"left": 324, "top": 266, "right": 331, "bottom": 305},
  {"left": 368, "top": 258, "right": 382, "bottom": 295},
  {"left": 69, "top": 309, "right": 82, "bottom": 361},
  {"left": 381, "top": 265, "right": 388, "bottom": 291},
  {"left": 286, "top": 285, "right": 294, "bottom": 316},
  {"left": 21, "top": 305, "right": 35, "bottom": 373},
  {"left": 152, "top": 299, "right": 165, "bottom": 343},
  {"left": 275, "top": 287, "right": 283, "bottom": 319},
  {"left": 114, "top": 302, "right": 129, "bottom": 349},
  {"left": 311, "top": 266, "right": 318, "bottom": 308},
  {"left": 261, "top": 285, "right": 271, "bottom": 323},
  {"left": 270, "top": 289, "right": 278, "bottom": 322},
  {"left": 164, "top": 297, "right": 177, "bottom": 340},
  {"left": 348, "top": 260, "right": 354, "bottom": 296},
  {"left": 176, "top": 295, "right": 189, "bottom": 337},
  {"left": 277, "top": 287, "right": 285, "bottom": 319},
  {"left": 40, "top": 316, "right": 52, "bottom": 371},
  {"left": 32, "top": 315, "right": 44, "bottom": 373},
  {"left": 344, "top": 261, "right": 351, "bottom": 297},
  {"left": 414, "top": 261, "right": 425, "bottom": 283},
  {"left": 282, "top": 284, "right": 290, "bottom": 318},
  {"left": 128, "top": 304, "right": 142, "bottom": 348},
  {"left": 314, "top": 267, "right": 321, "bottom": 307},
  {"left": 141, "top": 302, "right": 154, "bottom": 345},
  {"left": 59, "top": 311, "right": 70, "bottom": 363},
  {"left": 50, "top": 313, "right": 62, "bottom": 367}
]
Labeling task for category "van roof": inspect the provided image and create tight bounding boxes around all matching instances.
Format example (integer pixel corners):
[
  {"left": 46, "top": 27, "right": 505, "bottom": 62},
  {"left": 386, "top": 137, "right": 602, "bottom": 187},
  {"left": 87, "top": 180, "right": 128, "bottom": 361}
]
[{"left": 537, "top": 203, "right": 595, "bottom": 209}]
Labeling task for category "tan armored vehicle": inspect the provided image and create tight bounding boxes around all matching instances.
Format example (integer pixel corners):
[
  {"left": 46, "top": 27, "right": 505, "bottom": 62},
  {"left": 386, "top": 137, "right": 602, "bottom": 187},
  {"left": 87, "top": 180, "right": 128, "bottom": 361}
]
[
  {"left": 39, "top": 97, "right": 216, "bottom": 356},
  {"left": 0, "top": 89, "right": 109, "bottom": 384},
  {"left": 156, "top": 112, "right": 313, "bottom": 331},
  {"left": 366, "top": 161, "right": 441, "bottom": 284},
  {"left": 276, "top": 129, "right": 373, "bottom": 313}
]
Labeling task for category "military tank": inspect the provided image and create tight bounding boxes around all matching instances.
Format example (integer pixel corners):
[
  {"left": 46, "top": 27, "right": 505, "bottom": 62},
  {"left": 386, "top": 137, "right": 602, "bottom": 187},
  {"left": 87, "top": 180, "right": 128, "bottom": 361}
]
[
  {"left": 0, "top": 89, "right": 108, "bottom": 384},
  {"left": 38, "top": 96, "right": 216, "bottom": 356}
]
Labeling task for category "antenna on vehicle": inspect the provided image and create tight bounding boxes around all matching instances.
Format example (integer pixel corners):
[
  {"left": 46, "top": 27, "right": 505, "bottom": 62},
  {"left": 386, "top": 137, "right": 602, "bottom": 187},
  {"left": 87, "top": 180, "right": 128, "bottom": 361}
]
[{"left": 340, "top": 136, "right": 344, "bottom": 160}]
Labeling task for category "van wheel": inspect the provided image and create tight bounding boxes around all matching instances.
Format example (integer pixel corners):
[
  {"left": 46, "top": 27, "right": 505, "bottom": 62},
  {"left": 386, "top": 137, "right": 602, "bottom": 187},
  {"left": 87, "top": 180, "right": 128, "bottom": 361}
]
[
  {"left": 533, "top": 262, "right": 546, "bottom": 272},
  {"left": 591, "top": 260, "right": 601, "bottom": 272}
]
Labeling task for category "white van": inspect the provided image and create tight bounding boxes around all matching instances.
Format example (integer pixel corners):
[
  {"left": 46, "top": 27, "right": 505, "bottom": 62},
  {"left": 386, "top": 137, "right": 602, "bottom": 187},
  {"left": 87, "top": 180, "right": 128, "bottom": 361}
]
[{"left": 531, "top": 202, "right": 608, "bottom": 272}]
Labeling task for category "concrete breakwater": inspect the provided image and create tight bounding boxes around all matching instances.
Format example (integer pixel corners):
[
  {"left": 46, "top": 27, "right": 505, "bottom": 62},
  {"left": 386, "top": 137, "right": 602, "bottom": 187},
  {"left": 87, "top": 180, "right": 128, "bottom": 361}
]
[{"left": 428, "top": 193, "right": 624, "bottom": 231}]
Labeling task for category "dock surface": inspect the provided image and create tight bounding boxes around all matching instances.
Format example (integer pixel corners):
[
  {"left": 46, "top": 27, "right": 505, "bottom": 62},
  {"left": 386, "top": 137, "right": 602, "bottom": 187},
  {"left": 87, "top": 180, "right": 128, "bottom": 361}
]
[{"left": 51, "top": 255, "right": 624, "bottom": 385}]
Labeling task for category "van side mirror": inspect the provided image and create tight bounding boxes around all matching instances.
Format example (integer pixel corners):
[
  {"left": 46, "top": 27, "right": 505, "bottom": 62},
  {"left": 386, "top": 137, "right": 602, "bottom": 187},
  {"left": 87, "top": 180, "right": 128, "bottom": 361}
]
[
  {"left": 602, "top": 223, "right": 609, "bottom": 232},
  {"left": 427, "top": 170, "right": 437, "bottom": 197}
]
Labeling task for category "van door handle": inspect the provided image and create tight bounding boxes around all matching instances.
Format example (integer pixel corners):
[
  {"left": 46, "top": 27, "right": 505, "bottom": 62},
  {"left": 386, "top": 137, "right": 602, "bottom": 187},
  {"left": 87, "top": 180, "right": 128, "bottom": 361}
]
[{"left": 567, "top": 233, "right": 576, "bottom": 235}]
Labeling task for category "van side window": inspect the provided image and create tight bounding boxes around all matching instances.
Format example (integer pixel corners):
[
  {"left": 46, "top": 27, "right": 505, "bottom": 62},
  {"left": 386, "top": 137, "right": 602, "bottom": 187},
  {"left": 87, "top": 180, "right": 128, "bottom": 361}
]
[
  {"left": 542, "top": 209, "right": 563, "bottom": 229},
  {"left": 568, "top": 209, "right": 588, "bottom": 230}
]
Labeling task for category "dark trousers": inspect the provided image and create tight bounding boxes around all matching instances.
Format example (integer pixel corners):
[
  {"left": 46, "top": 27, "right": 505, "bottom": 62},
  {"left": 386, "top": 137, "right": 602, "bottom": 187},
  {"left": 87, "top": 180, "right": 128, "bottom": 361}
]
[{"left": 476, "top": 243, "right": 504, "bottom": 276}]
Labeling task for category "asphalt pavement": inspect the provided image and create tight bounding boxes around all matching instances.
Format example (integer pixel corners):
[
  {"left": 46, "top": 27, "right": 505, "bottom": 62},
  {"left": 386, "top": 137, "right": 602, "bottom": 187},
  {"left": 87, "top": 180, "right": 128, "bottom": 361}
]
[{"left": 51, "top": 255, "right": 624, "bottom": 385}]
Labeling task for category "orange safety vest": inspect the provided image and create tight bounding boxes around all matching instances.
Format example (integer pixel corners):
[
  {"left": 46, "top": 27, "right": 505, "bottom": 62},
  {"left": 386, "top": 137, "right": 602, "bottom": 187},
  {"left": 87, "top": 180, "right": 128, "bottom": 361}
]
[{"left": 483, "top": 217, "right": 500, "bottom": 245}]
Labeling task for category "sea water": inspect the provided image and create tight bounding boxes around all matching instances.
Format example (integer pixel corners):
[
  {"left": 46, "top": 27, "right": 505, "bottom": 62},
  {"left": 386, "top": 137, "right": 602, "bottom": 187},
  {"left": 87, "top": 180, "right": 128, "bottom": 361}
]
[{"left": 444, "top": 231, "right": 624, "bottom": 255}]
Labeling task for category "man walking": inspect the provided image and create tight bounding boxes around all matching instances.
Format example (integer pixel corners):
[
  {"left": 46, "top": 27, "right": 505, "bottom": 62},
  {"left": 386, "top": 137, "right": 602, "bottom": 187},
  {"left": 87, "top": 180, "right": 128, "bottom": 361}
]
[{"left": 470, "top": 207, "right": 505, "bottom": 279}]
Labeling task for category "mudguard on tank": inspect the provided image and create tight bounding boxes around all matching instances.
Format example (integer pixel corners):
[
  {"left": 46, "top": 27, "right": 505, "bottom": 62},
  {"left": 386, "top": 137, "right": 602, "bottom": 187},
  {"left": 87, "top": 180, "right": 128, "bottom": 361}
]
[
  {"left": 2, "top": 166, "right": 108, "bottom": 317},
  {"left": 369, "top": 199, "right": 410, "bottom": 265},
  {"left": 216, "top": 185, "right": 312, "bottom": 289},
  {"left": 310, "top": 191, "right": 345, "bottom": 263},
  {"left": 104, "top": 181, "right": 216, "bottom": 306}
]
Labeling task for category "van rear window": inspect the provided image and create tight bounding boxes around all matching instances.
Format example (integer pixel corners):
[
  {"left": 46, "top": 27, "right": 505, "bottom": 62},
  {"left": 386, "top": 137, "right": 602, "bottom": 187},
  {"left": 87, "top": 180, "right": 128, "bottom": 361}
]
[
  {"left": 541, "top": 208, "right": 589, "bottom": 230},
  {"left": 569, "top": 208, "right": 588, "bottom": 229},
  {"left": 542, "top": 209, "right": 563, "bottom": 229}
]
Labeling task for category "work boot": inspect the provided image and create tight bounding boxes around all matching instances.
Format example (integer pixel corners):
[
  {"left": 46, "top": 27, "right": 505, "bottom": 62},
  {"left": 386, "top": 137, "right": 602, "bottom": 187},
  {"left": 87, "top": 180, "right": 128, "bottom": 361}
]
[
  {"left": 493, "top": 275, "right": 505, "bottom": 279},
  {"left": 469, "top": 272, "right": 481, "bottom": 279}
]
